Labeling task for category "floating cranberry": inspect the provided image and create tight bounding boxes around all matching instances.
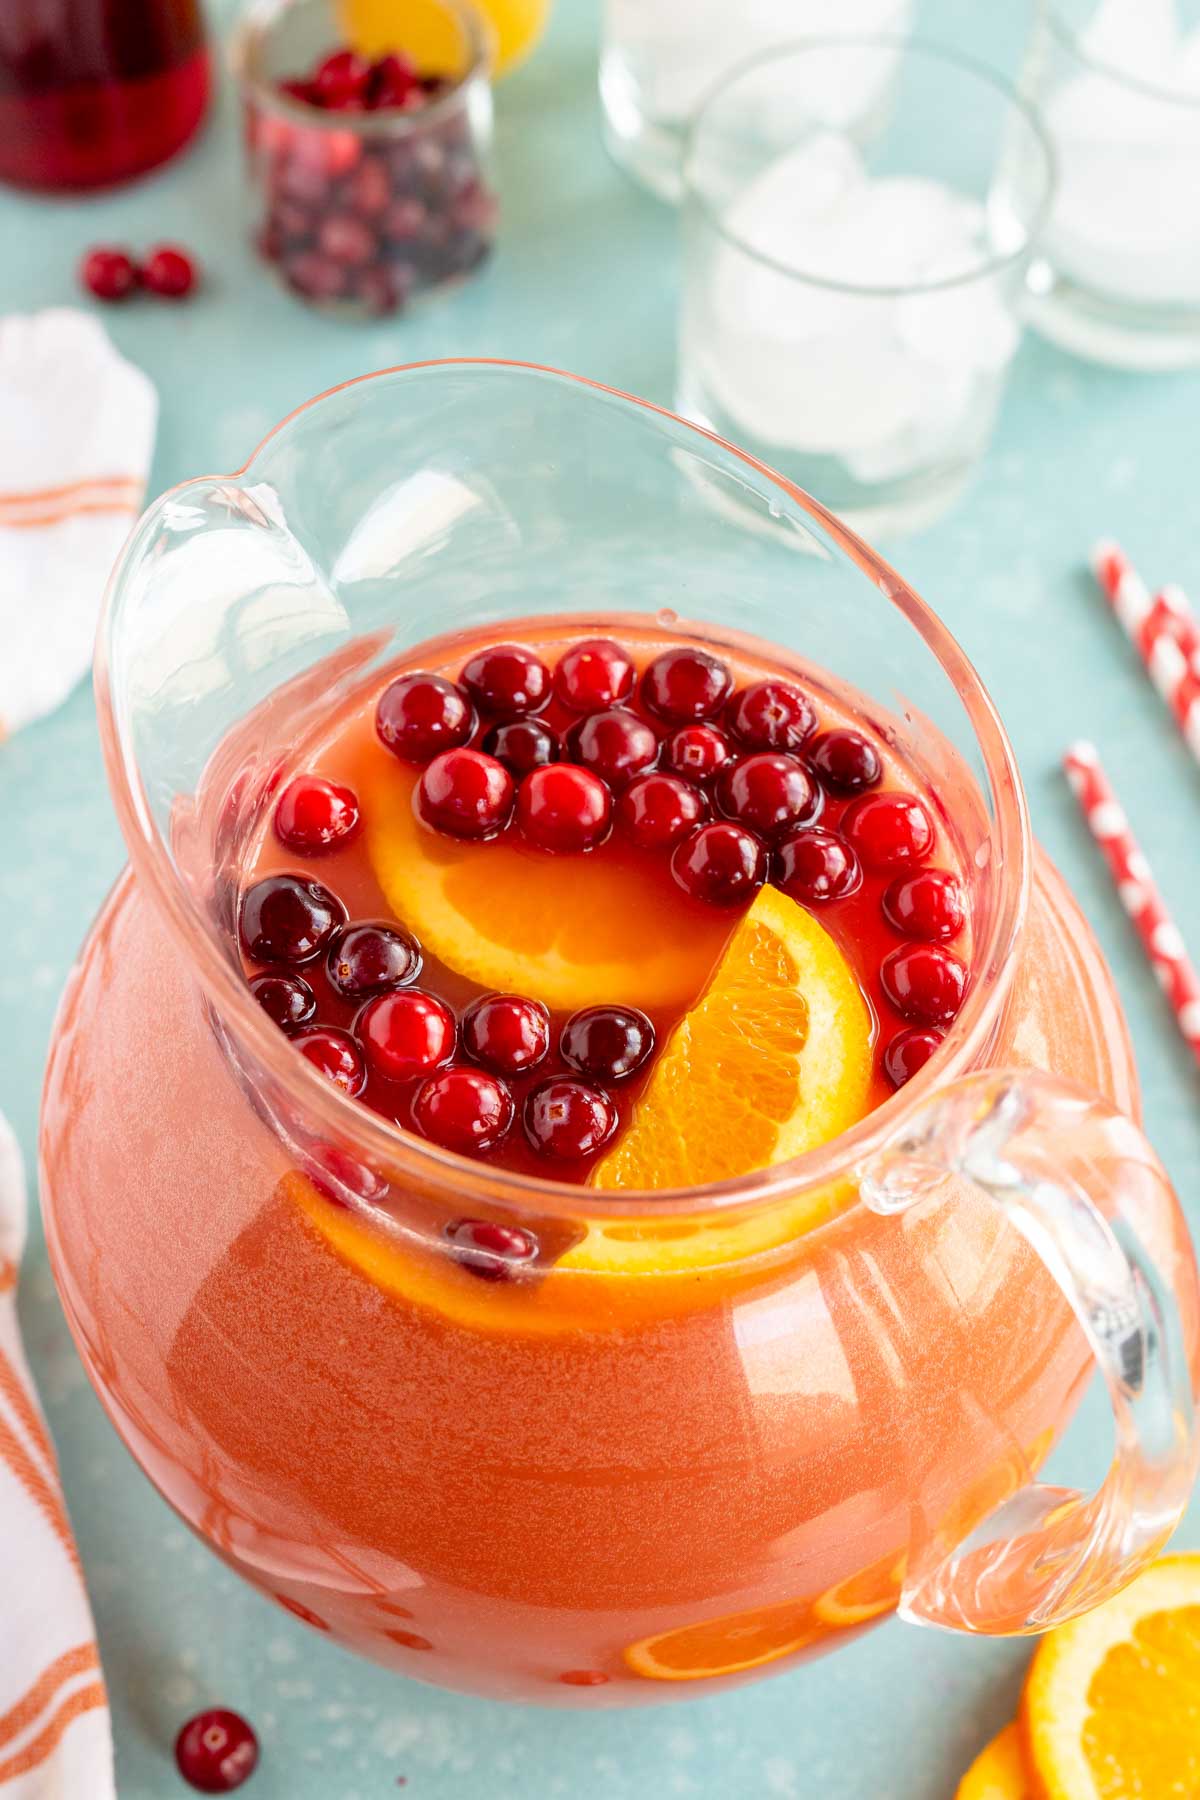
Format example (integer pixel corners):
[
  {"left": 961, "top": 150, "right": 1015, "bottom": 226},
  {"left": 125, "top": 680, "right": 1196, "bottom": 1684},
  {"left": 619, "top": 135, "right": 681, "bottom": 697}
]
[
  {"left": 305, "top": 1142, "right": 389, "bottom": 1206},
  {"left": 317, "top": 212, "right": 376, "bottom": 266},
  {"left": 662, "top": 723, "right": 730, "bottom": 785},
  {"left": 175, "top": 1708, "right": 259, "bottom": 1793},
  {"left": 882, "top": 1027, "right": 944, "bottom": 1090},
  {"left": 516, "top": 764, "right": 612, "bottom": 853},
  {"left": 462, "top": 993, "right": 550, "bottom": 1075},
  {"left": 250, "top": 971, "right": 317, "bottom": 1031},
  {"left": 141, "top": 244, "right": 199, "bottom": 299},
  {"left": 883, "top": 868, "right": 966, "bottom": 942},
  {"left": 641, "top": 648, "right": 732, "bottom": 723},
  {"left": 359, "top": 988, "right": 456, "bottom": 1083},
  {"left": 80, "top": 246, "right": 138, "bottom": 302},
  {"left": 842, "top": 792, "right": 935, "bottom": 872},
  {"left": 414, "top": 1067, "right": 515, "bottom": 1154},
  {"left": 880, "top": 943, "right": 967, "bottom": 1026},
  {"left": 808, "top": 728, "right": 882, "bottom": 794},
  {"left": 553, "top": 638, "right": 635, "bottom": 713},
  {"left": 273, "top": 774, "right": 361, "bottom": 855},
  {"left": 312, "top": 47, "right": 371, "bottom": 108},
  {"left": 376, "top": 672, "right": 475, "bottom": 763},
  {"left": 564, "top": 708, "right": 658, "bottom": 791},
  {"left": 716, "top": 752, "right": 820, "bottom": 842},
  {"left": 293, "top": 1025, "right": 367, "bottom": 1096},
  {"left": 461, "top": 642, "right": 550, "bottom": 717},
  {"left": 670, "top": 822, "right": 766, "bottom": 907},
  {"left": 327, "top": 922, "right": 421, "bottom": 998},
  {"left": 445, "top": 1216, "right": 538, "bottom": 1281},
  {"left": 524, "top": 1078, "right": 616, "bottom": 1160},
  {"left": 727, "top": 680, "right": 816, "bottom": 752},
  {"left": 240, "top": 874, "right": 345, "bottom": 964},
  {"left": 418, "top": 747, "right": 514, "bottom": 840},
  {"left": 367, "top": 51, "right": 417, "bottom": 109},
  {"left": 617, "top": 772, "right": 707, "bottom": 851},
  {"left": 560, "top": 1005, "right": 654, "bottom": 1082},
  {"left": 774, "top": 829, "right": 862, "bottom": 904},
  {"left": 481, "top": 718, "right": 559, "bottom": 777}
]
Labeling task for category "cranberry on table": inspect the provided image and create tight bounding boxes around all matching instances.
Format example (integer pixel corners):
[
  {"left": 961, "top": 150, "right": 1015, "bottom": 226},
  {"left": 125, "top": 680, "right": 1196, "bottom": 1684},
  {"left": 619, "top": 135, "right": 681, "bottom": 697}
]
[
  {"left": 883, "top": 1027, "right": 944, "bottom": 1090},
  {"left": 80, "top": 246, "right": 138, "bottom": 302},
  {"left": 273, "top": 774, "right": 361, "bottom": 855},
  {"left": 716, "top": 752, "right": 821, "bottom": 842},
  {"left": 141, "top": 244, "right": 199, "bottom": 298},
  {"left": 418, "top": 747, "right": 514, "bottom": 840},
  {"left": 481, "top": 718, "right": 559, "bottom": 777},
  {"left": 842, "top": 791, "right": 935, "bottom": 872},
  {"left": 641, "top": 647, "right": 732, "bottom": 723},
  {"left": 461, "top": 642, "right": 550, "bottom": 716},
  {"left": 617, "top": 771, "right": 707, "bottom": 851},
  {"left": 376, "top": 672, "right": 475, "bottom": 763},
  {"left": 462, "top": 993, "right": 550, "bottom": 1074},
  {"left": 880, "top": 943, "right": 967, "bottom": 1026},
  {"left": 662, "top": 723, "right": 730, "bottom": 785},
  {"left": 774, "top": 828, "right": 862, "bottom": 904},
  {"left": 560, "top": 1005, "right": 655, "bottom": 1082},
  {"left": 240, "top": 874, "right": 345, "bottom": 965},
  {"left": 883, "top": 868, "right": 966, "bottom": 942},
  {"left": 726, "top": 679, "right": 816, "bottom": 752},
  {"left": 445, "top": 1216, "right": 538, "bottom": 1281},
  {"left": 312, "top": 47, "right": 371, "bottom": 108},
  {"left": 516, "top": 763, "right": 612, "bottom": 853},
  {"left": 250, "top": 970, "right": 317, "bottom": 1031},
  {"left": 564, "top": 708, "right": 658, "bottom": 791},
  {"left": 553, "top": 638, "right": 636, "bottom": 713},
  {"left": 175, "top": 1708, "right": 259, "bottom": 1793},
  {"left": 670, "top": 821, "right": 766, "bottom": 907},
  {"left": 413, "top": 1067, "right": 515, "bottom": 1154},
  {"left": 525, "top": 1078, "right": 616, "bottom": 1160},
  {"left": 326, "top": 922, "right": 421, "bottom": 998},
  {"left": 293, "top": 1025, "right": 367, "bottom": 1096},
  {"left": 808, "top": 728, "right": 882, "bottom": 794},
  {"left": 359, "top": 988, "right": 456, "bottom": 1083}
]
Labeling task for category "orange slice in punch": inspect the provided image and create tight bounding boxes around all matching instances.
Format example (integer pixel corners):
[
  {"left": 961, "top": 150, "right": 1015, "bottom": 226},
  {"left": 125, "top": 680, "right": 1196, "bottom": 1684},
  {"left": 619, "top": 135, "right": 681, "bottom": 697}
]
[{"left": 624, "top": 1596, "right": 823, "bottom": 1682}]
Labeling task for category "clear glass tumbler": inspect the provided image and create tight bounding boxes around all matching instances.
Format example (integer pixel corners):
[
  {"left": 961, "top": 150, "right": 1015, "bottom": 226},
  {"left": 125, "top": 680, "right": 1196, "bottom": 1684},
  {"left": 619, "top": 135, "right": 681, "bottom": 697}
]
[
  {"left": 678, "top": 38, "right": 1054, "bottom": 537},
  {"left": 1013, "top": 0, "right": 1200, "bottom": 369}
]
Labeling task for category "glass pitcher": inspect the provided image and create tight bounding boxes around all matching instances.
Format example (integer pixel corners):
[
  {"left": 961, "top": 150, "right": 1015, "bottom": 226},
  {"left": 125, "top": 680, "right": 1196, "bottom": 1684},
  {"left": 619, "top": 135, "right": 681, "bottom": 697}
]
[{"left": 40, "top": 362, "right": 1199, "bottom": 1704}]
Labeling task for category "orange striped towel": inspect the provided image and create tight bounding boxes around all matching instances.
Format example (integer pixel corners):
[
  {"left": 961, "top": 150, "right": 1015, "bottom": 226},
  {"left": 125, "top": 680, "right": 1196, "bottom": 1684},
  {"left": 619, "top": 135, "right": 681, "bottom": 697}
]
[
  {"left": 0, "top": 308, "right": 155, "bottom": 740},
  {"left": 0, "top": 1117, "right": 113, "bottom": 1796}
]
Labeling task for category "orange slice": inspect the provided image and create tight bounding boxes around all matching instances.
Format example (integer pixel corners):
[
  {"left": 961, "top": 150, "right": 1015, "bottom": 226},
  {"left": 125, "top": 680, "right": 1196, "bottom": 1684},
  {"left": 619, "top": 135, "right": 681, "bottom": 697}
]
[
  {"left": 592, "top": 885, "right": 874, "bottom": 1189},
  {"left": 624, "top": 1595, "right": 823, "bottom": 1682},
  {"left": 1020, "top": 1553, "right": 1200, "bottom": 1799},
  {"left": 337, "top": 0, "right": 550, "bottom": 74},
  {"left": 957, "top": 1724, "right": 1028, "bottom": 1800},
  {"left": 813, "top": 1550, "right": 906, "bottom": 1627}
]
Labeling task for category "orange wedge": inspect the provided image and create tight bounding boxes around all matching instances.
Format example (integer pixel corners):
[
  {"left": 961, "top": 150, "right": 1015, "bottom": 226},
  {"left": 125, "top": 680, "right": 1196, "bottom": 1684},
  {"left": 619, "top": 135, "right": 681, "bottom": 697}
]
[
  {"left": 957, "top": 1724, "right": 1028, "bottom": 1800},
  {"left": 624, "top": 1595, "right": 822, "bottom": 1682},
  {"left": 1020, "top": 1553, "right": 1200, "bottom": 1799},
  {"left": 593, "top": 885, "right": 874, "bottom": 1189}
]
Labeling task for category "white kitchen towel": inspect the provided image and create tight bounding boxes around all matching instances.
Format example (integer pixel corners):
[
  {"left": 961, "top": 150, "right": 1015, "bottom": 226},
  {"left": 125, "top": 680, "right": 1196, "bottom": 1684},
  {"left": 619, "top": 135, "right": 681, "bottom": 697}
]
[
  {"left": 0, "top": 307, "right": 156, "bottom": 739},
  {"left": 0, "top": 1115, "right": 114, "bottom": 1797}
]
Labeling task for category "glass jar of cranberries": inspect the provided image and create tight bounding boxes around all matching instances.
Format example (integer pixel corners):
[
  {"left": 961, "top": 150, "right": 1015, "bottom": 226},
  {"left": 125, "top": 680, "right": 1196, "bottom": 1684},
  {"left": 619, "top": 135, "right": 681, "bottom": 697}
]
[{"left": 231, "top": 0, "right": 497, "bottom": 317}]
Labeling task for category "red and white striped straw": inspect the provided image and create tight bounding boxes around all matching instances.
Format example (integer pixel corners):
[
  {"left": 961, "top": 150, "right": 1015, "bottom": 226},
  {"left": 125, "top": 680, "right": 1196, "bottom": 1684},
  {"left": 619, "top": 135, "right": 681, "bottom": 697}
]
[
  {"left": 1063, "top": 739, "right": 1200, "bottom": 1068},
  {"left": 1091, "top": 541, "right": 1200, "bottom": 759}
]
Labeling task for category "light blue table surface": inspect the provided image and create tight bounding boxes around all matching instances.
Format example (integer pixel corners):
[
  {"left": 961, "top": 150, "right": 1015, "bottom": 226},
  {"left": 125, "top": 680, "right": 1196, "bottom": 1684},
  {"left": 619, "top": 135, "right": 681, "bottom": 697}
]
[{"left": 2, "top": 1, "right": 1199, "bottom": 1794}]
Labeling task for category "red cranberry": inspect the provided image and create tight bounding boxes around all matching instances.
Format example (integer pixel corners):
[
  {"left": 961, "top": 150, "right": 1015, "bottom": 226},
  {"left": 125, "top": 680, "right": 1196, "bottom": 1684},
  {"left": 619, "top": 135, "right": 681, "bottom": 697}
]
[
  {"left": 273, "top": 774, "right": 360, "bottom": 855},
  {"left": 418, "top": 748, "right": 514, "bottom": 840},
  {"left": 141, "top": 244, "right": 199, "bottom": 299},
  {"left": 642, "top": 648, "right": 732, "bottom": 723},
  {"left": 80, "top": 246, "right": 138, "bottom": 302},
  {"left": 880, "top": 943, "right": 967, "bottom": 1025},
  {"left": 376, "top": 672, "right": 475, "bottom": 763},
  {"left": 445, "top": 1217, "right": 538, "bottom": 1281},
  {"left": 617, "top": 772, "right": 707, "bottom": 851},
  {"left": 727, "top": 680, "right": 817, "bottom": 751},
  {"left": 240, "top": 874, "right": 345, "bottom": 964},
  {"left": 413, "top": 1067, "right": 515, "bottom": 1154},
  {"left": 882, "top": 868, "right": 965, "bottom": 942},
  {"left": 808, "top": 728, "right": 882, "bottom": 794},
  {"left": 662, "top": 723, "right": 731, "bottom": 785},
  {"left": 560, "top": 1005, "right": 654, "bottom": 1081},
  {"left": 553, "top": 638, "right": 635, "bottom": 713},
  {"left": 842, "top": 792, "right": 935, "bottom": 872},
  {"left": 774, "top": 828, "right": 861, "bottom": 904},
  {"left": 312, "top": 47, "right": 371, "bottom": 108},
  {"left": 516, "top": 764, "right": 612, "bottom": 853},
  {"left": 524, "top": 1078, "right": 616, "bottom": 1160},
  {"left": 284, "top": 249, "right": 347, "bottom": 302},
  {"left": 359, "top": 989, "right": 456, "bottom": 1082},
  {"left": 175, "top": 1708, "right": 259, "bottom": 1793},
  {"left": 564, "top": 708, "right": 658, "bottom": 791},
  {"left": 481, "top": 718, "right": 559, "bottom": 776},
  {"left": 716, "top": 752, "right": 820, "bottom": 842},
  {"left": 357, "top": 266, "right": 404, "bottom": 315},
  {"left": 461, "top": 994, "right": 550, "bottom": 1074},
  {"left": 345, "top": 154, "right": 392, "bottom": 217},
  {"left": 461, "top": 643, "right": 550, "bottom": 717},
  {"left": 367, "top": 51, "right": 417, "bottom": 108},
  {"left": 670, "top": 822, "right": 766, "bottom": 907},
  {"left": 250, "top": 971, "right": 316, "bottom": 1031},
  {"left": 317, "top": 213, "right": 376, "bottom": 266},
  {"left": 293, "top": 1025, "right": 366, "bottom": 1095},
  {"left": 327, "top": 922, "right": 421, "bottom": 998},
  {"left": 382, "top": 195, "right": 429, "bottom": 242},
  {"left": 304, "top": 1142, "right": 389, "bottom": 1206},
  {"left": 883, "top": 1027, "right": 944, "bottom": 1090}
]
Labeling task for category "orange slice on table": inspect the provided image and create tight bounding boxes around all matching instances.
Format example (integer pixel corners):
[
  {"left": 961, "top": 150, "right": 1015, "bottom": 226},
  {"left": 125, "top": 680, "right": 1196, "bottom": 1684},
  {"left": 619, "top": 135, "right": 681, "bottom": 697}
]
[
  {"left": 956, "top": 1723, "right": 1028, "bottom": 1800},
  {"left": 624, "top": 1595, "right": 823, "bottom": 1682}
]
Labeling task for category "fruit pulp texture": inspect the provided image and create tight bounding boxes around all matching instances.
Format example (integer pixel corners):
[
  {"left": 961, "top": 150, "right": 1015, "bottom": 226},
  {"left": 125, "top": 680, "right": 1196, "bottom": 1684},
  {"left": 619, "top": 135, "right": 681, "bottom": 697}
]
[{"left": 239, "top": 628, "right": 965, "bottom": 1180}]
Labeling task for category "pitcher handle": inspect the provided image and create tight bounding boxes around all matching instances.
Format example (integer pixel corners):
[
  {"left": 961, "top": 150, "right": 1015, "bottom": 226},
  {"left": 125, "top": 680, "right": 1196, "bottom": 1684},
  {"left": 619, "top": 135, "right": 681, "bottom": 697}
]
[{"left": 860, "top": 1068, "right": 1199, "bottom": 1636}]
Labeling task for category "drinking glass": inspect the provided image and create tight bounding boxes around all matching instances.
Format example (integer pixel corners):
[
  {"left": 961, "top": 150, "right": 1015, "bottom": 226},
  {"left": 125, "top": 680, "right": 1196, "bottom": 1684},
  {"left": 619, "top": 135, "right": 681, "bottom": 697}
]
[{"left": 678, "top": 39, "right": 1055, "bottom": 536}]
